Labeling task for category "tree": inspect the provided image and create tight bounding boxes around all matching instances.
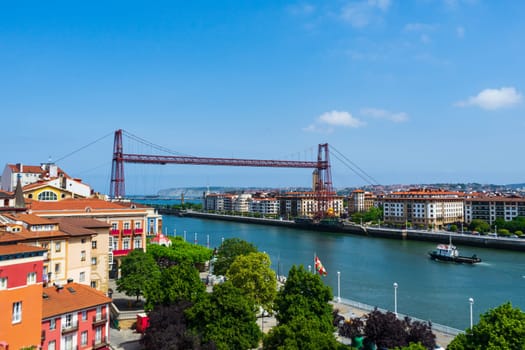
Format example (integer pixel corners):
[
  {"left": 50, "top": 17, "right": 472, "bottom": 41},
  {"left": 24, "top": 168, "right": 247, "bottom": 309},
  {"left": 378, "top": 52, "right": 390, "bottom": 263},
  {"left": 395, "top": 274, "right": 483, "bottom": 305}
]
[
  {"left": 141, "top": 301, "right": 216, "bottom": 350},
  {"left": 226, "top": 252, "right": 277, "bottom": 312},
  {"left": 448, "top": 302, "right": 525, "bottom": 350},
  {"left": 274, "top": 265, "right": 333, "bottom": 331},
  {"left": 117, "top": 249, "right": 160, "bottom": 302},
  {"left": 147, "top": 237, "right": 213, "bottom": 267},
  {"left": 144, "top": 262, "right": 205, "bottom": 310},
  {"left": 213, "top": 238, "right": 258, "bottom": 276},
  {"left": 187, "top": 281, "right": 261, "bottom": 350},
  {"left": 468, "top": 219, "right": 490, "bottom": 233}
]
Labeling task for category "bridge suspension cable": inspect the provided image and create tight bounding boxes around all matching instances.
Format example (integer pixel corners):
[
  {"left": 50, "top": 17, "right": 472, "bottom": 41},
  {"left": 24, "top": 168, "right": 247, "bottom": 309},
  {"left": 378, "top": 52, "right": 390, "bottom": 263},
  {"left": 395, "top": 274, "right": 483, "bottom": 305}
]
[
  {"left": 330, "top": 146, "right": 380, "bottom": 186},
  {"left": 54, "top": 132, "right": 114, "bottom": 163}
]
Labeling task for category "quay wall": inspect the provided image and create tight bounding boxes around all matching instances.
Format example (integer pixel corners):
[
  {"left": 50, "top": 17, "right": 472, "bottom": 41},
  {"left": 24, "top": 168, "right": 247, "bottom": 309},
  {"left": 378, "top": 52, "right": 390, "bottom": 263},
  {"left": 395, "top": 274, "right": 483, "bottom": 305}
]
[{"left": 160, "top": 209, "right": 525, "bottom": 252}]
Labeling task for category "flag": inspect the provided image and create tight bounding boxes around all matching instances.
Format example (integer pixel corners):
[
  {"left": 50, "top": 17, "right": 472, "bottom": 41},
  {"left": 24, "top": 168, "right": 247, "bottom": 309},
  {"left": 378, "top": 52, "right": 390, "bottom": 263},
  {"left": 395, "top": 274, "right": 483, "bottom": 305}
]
[{"left": 314, "top": 256, "right": 327, "bottom": 276}]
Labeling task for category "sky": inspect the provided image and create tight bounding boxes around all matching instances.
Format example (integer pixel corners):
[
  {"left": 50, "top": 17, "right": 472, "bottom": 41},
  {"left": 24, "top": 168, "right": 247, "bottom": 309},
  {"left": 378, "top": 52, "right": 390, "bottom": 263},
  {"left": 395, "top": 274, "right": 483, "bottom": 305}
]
[{"left": 1, "top": 0, "right": 524, "bottom": 195}]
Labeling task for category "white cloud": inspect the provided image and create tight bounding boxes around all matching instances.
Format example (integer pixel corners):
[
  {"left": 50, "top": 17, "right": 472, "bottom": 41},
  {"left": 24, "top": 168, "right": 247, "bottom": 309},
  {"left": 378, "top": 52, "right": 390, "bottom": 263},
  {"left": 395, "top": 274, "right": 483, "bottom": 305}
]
[
  {"left": 455, "top": 87, "right": 523, "bottom": 110},
  {"left": 361, "top": 108, "right": 409, "bottom": 122},
  {"left": 341, "top": 0, "right": 391, "bottom": 28},
  {"left": 304, "top": 110, "right": 365, "bottom": 133}
]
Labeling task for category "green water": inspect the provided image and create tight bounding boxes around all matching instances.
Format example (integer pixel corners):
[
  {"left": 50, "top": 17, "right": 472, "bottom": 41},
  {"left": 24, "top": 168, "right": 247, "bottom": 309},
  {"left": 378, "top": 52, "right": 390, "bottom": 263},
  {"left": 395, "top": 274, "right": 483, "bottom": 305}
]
[{"left": 162, "top": 215, "right": 525, "bottom": 330}]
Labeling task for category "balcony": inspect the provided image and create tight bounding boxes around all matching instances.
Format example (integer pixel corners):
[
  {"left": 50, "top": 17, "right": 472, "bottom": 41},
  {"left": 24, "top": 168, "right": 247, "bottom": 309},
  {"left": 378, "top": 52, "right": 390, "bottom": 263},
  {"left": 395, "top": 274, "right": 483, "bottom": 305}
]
[
  {"left": 61, "top": 320, "right": 79, "bottom": 334},
  {"left": 92, "top": 314, "right": 108, "bottom": 326},
  {"left": 133, "top": 228, "right": 143, "bottom": 235},
  {"left": 112, "top": 249, "right": 131, "bottom": 257},
  {"left": 122, "top": 229, "right": 132, "bottom": 235},
  {"left": 110, "top": 229, "right": 120, "bottom": 236},
  {"left": 92, "top": 335, "right": 109, "bottom": 349}
]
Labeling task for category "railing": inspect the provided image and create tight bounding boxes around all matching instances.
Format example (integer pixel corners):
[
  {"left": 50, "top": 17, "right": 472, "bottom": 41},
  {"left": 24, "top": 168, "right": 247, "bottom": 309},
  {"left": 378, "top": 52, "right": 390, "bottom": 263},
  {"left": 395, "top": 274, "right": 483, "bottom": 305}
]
[
  {"left": 92, "top": 335, "right": 108, "bottom": 349},
  {"left": 93, "top": 314, "right": 108, "bottom": 325},
  {"left": 112, "top": 249, "right": 131, "bottom": 257},
  {"left": 134, "top": 228, "right": 143, "bottom": 234},
  {"left": 122, "top": 229, "right": 132, "bottom": 235},
  {"left": 110, "top": 229, "right": 120, "bottom": 235},
  {"left": 61, "top": 320, "right": 79, "bottom": 334}
]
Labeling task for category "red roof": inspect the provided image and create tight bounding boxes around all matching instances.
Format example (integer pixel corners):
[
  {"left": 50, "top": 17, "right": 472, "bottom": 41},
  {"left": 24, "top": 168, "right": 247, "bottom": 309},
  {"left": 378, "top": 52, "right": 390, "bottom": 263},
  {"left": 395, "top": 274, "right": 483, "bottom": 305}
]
[{"left": 42, "top": 282, "right": 111, "bottom": 318}]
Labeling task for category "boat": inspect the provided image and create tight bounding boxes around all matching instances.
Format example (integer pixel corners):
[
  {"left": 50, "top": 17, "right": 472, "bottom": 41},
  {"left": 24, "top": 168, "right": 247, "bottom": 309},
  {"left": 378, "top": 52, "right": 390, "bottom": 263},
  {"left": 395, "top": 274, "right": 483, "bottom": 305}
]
[{"left": 428, "top": 237, "right": 481, "bottom": 264}]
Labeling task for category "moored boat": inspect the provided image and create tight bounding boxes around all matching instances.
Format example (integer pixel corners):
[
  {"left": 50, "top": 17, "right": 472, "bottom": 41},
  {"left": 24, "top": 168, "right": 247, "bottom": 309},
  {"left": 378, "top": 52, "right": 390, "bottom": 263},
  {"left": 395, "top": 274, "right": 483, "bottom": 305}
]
[{"left": 428, "top": 239, "right": 481, "bottom": 264}]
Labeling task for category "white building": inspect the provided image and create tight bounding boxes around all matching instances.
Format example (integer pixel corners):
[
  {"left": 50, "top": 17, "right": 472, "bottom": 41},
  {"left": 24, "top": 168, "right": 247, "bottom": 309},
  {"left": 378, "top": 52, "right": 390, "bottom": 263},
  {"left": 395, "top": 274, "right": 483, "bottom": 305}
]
[{"left": 249, "top": 197, "right": 280, "bottom": 215}]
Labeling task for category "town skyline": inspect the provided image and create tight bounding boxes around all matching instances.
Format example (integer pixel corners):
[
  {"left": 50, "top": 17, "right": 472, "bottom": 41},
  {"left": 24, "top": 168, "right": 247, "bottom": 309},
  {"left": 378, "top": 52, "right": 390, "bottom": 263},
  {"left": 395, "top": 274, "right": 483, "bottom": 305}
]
[{"left": 1, "top": 1, "right": 524, "bottom": 193}]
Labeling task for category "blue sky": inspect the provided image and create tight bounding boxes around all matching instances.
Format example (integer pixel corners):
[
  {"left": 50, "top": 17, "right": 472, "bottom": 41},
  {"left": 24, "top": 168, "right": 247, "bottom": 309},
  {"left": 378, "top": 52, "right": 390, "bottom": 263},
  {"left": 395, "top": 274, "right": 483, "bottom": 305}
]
[{"left": 1, "top": 0, "right": 524, "bottom": 194}]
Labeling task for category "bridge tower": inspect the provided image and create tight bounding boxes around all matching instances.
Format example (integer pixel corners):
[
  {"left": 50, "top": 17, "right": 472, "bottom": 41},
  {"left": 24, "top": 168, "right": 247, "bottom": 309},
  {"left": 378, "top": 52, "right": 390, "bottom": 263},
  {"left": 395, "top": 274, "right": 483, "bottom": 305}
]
[{"left": 110, "top": 129, "right": 125, "bottom": 198}]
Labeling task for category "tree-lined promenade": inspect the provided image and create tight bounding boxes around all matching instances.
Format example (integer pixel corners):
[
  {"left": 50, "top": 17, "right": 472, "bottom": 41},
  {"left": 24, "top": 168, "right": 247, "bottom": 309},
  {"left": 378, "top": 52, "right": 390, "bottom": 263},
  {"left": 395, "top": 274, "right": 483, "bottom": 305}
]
[{"left": 116, "top": 236, "right": 525, "bottom": 349}]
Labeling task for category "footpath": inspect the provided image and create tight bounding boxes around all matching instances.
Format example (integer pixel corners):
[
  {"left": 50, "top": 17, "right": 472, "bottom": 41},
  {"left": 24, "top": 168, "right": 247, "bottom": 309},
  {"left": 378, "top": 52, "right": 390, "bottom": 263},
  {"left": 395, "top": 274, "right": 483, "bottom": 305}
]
[{"left": 108, "top": 276, "right": 457, "bottom": 349}]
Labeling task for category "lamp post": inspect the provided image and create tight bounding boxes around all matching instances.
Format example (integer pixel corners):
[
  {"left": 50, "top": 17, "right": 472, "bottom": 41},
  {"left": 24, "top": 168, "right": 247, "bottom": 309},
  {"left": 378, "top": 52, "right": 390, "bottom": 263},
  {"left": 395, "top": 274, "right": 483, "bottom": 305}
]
[
  {"left": 337, "top": 271, "right": 341, "bottom": 303},
  {"left": 393, "top": 282, "right": 398, "bottom": 317},
  {"left": 469, "top": 297, "right": 474, "bottom": 329}
]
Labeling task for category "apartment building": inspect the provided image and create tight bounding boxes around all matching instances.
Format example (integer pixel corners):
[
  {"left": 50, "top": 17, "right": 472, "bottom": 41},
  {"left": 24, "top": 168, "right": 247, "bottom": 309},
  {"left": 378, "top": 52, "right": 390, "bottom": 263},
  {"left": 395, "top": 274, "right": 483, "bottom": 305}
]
[
  {"left": 381, "top": 188, "right": 464, "bottom": 229},
  {"left": 278, "top": 191, "right": 344, "bottom": 218},
  {"left": 0, "top": 244, "right": 47, "bottom": 350},
  {"left": 249, "top": 197, "right": 280, "bottom": 215},
  {"left": 203, "top": 193, "right": 235, "bottom": 212},
  {"left": 348, "top": 189, "right": 377, "bottom": 214},
  {"left": 41, "top": 282, "right": 111, "bottom": 350},
  {"left": 464, "top": 194, "right": 525, "bottom": 224}
]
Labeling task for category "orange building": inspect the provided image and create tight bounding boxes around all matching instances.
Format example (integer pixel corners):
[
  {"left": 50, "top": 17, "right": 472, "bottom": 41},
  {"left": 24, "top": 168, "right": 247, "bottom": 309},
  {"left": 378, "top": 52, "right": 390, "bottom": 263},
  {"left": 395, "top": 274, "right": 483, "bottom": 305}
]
[{"left": 0, "top": 244, "right": 46, "bottom": 350}]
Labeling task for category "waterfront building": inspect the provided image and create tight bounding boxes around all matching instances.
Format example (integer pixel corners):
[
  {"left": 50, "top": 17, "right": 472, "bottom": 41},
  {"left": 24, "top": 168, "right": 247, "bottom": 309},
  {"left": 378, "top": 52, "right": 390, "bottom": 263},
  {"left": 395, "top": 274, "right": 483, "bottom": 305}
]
[
  {"left": 381, "top": 188, "right": 464, "bottom": 229},
  {"left": 278, "top": 191, "right": 344, "bottom": 218},
  {"left": 41, "top": 282, "right": 111, "bottom": 350},
  {"left": 203, "top": 193, "right": 235, "bottom": 212},
  {"left": 348, "top": 189, "right": 377, "bottom": 214},
  {"left": 249, "top": 197, "right": 280, "bottom": 216},
  {"left": 0, "top": 244, "right": 47, "bottom": 350},
  {"left": 28, "top": 198, "right": 160, "bottom": 278},
  {"left": 1, "top": 162, "right": 91, "bottom": 198},
  {"left": 233, "top": 193, "right": 252, "bottom": 213},
  {"left": 464, "top": 194, "right": 525, "bottom": 224}
]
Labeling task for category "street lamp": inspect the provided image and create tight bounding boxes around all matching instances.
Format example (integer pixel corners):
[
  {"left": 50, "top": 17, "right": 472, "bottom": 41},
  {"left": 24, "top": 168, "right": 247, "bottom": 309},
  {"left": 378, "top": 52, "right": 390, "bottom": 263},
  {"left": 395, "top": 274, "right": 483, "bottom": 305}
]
[
  {"left": 469, "top": 297, "right": 474, "bottom": 329},
  {"left": 393, "top": 282, "right": 398, "bottom": 317},
  {"left": 337, "top": 271, "right": 341, "bottom": 303}
]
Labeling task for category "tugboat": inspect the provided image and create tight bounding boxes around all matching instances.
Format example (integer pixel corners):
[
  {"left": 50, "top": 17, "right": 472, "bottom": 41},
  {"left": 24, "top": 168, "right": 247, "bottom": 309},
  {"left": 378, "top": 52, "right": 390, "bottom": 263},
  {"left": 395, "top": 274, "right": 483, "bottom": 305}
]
[{"left": 428, "top": 237, "right": 481, "bottom": 264}]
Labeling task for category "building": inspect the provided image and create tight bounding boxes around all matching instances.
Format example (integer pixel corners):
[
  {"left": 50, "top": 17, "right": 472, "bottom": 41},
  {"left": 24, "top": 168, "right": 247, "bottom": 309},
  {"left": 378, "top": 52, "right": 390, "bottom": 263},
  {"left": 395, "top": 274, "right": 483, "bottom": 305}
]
[
  {"left": 381, "top": 188, "right": 464, "bottom": 229},
  {"left": 41, "top": 282, "right": 111, "bottom": 350},
  {"left": 203, "top": 193, "right": 235, "bottom": 212},
  {"left": 278, "top": 191, "right": 344, "bottom": 219},
  {"left": 2, "top": 162, "right": 91, "bottom": 198},
  {"left": 249, "top": 197, "right": 280, "bottom": 216},
  {"left": 0, "top": 244, "right": 47, "bottom": 350},
  {"left": 464, "top": 194, "right": 525, "bottom": 224}
]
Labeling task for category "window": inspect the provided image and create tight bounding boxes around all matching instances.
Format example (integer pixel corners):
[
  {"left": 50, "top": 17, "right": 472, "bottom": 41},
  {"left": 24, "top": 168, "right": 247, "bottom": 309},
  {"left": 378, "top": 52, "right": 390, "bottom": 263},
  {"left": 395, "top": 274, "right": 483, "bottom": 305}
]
[
  {"left": 112, "top": 238, "right": 118, "bottom": 251},
  {"left": 91, "top": 281, "right": 97, "bottom": 288},
  {"left": 79, "top": 271, "right": 85, "bottom": 282},
  {"left": 64, "top": 335, "right": 73, "bottom": 350},
  {"left": 81, "top": 250, "right": 86, "bottom": 261},
  {"left": 38, "top": 191, "right": 58, "bottom": 201},
  {"left": 111, "top": 222, "right": 118, "bottom": 230},
  {"left": 0, "top": 277, "right": 7, "bottom": 289},
  {"left": 96, "top": 306, "right": 102, "bottom": 321},
  {"left": 95, "top": 326, "right": 102, "bottom": 343},
  {"left": 55, "top": 242, "right": 61, "bottom": 253},
  {"left": 27, "top": 272, "right": 37, "bottom": 285},
  {"left": 123, "top": 238, "right": 130, "bottom": 250},
  {"left": 92, "top": 240, "right": 97, "bottom": 249},
  {"left": 123, "top": 222, "right": 130, "bottom": 230},
  {"left": 81, "top": 331, "right": 88, "bottom": 346},
  {"left": 12, "top": 301, "right": 22, "bottom": 323},
  {"left": 92, "top": 257, "right": 97, "bottom": 265},
  {"left": 55, "top": 263, "right": 61, "bottom": 274},
  {"left": 50, "top": 318, "right": 56, "bottom": 330},
  {"left": 48, "top": 340, "right": 56, "bottom": 350},
  {"left": 134, "top": 237, "right": 142, "bottom": 249},
  {"left": 82, "top": 310, "right": 87, "bottom": 321},
  {"left": 135, "top": 221, "right": 141, "bottom": 229}
]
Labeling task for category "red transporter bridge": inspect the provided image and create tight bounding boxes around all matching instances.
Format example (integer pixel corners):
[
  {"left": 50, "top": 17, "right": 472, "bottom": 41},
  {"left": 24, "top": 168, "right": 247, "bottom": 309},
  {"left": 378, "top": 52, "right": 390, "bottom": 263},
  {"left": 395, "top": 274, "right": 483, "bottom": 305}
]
[{"left": 109, "top": 129, "right": 335, "bottom": 216}]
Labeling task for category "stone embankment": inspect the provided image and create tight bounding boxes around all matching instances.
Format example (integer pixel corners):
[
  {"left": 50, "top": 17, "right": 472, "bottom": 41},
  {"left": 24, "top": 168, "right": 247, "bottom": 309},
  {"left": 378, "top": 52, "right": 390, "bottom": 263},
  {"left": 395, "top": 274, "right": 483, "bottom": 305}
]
[{"left": 163, "top": 209, "right": 525, "bottom": 252}]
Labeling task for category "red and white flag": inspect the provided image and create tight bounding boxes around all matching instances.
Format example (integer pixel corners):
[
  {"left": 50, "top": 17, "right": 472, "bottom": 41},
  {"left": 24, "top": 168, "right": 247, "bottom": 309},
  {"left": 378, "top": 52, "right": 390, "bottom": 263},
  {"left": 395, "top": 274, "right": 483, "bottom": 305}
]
[{"left": 314, "top": 256, "right": 327, "bottom": 276}]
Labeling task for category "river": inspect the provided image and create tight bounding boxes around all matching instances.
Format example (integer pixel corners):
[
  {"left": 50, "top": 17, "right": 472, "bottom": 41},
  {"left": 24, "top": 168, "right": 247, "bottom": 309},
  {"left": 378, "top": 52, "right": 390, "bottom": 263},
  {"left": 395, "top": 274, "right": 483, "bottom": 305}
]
[{"left": 159, "top": 214, "right": 525, "bottom": 330}]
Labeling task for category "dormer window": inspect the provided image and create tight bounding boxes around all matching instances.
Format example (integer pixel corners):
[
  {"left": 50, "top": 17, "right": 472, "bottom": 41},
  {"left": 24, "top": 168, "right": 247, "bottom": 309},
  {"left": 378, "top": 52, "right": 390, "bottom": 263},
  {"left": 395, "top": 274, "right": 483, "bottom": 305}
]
[{"left": 38, "top": 191, "right": 57, "bottom": 201}]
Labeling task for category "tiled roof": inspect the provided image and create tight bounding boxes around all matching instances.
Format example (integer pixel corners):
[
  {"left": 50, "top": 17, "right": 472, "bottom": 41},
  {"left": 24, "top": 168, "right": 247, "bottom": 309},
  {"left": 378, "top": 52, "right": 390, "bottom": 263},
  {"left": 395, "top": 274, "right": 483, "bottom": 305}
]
[
  {"left": 0, "top": 230, "right": 28, "bottom": 243},
  {"left": 55, "top": 220, "right": 97, "bottom": 236},
  {"left": 4, "top": 213, "right": 58, "bottom": 225},
  {"left": 42, "top": 282, "right": 111, "bottom": 318},
  {"left": 29, "top": 198, "right": 136, "bottom": 211},
  {"left": 0, "top": 243, "right": 47, "bottom": 256},
  {"left": 8, "top": 164, "right": 46, "bottom": 174},
  {"left": 54, "top": 217, "right": 111, "bottom": 229}
]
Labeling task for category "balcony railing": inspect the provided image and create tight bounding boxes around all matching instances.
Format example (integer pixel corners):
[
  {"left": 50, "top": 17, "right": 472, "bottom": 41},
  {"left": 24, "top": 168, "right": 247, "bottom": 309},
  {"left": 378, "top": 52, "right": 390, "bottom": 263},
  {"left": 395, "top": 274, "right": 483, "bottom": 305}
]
[
  {"left": 92, "top": 335, "right": 108, "bottom": 349},
  {"left": 133, "top": 228, "right": 143, "bottom": 234},
  {"left": 122, "top": 229, "right": 132, "bottom": 235},
  {"left": 61, "top": 320, "right": 79, "bottom": 334},
  {"left": 110, "top": 229, "right": 120, "bottom": 236},
  {"left": 92, "top": 314, "right": 108, "bottom": 326},
  {"left": 112, "top": 249, "right": 131, "bottom": 257}
]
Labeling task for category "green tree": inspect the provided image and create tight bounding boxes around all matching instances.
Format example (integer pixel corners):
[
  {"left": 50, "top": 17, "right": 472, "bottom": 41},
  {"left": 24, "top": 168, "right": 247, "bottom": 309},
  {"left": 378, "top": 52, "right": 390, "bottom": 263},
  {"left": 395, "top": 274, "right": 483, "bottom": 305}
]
[
  {"left": 448, "top": 302, "right": 525, "bottom": 350},
  {"left": 187, "top": 281, "right": 261, "bottom": 350},
  {"left": 394, "top": 343, "right": 427, "bottom": 350},
  {"left": 213, "top": 238, "right": 258, "bottom": 276},
  {"left": 144, "top": 262, "right": 205, "bottom": 310},
  {"left": 469, "top": 219, "right": 490, "bottom": 233},
  {"left": 117, "top": 249, "right": 160, "bottom": 302},
  {"left": 226, "top": 252, "right": 277, "bottom": 312},
  {"left": 147, "top": 237, "right": 213, "bottom": 267}
]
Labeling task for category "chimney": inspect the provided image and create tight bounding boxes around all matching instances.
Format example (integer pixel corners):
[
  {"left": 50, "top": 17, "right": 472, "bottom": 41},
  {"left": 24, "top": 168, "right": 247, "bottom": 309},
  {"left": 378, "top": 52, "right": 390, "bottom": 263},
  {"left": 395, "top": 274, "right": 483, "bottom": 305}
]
[{"left": 17, "top": 163, "right": 23, "bottom": 172}]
